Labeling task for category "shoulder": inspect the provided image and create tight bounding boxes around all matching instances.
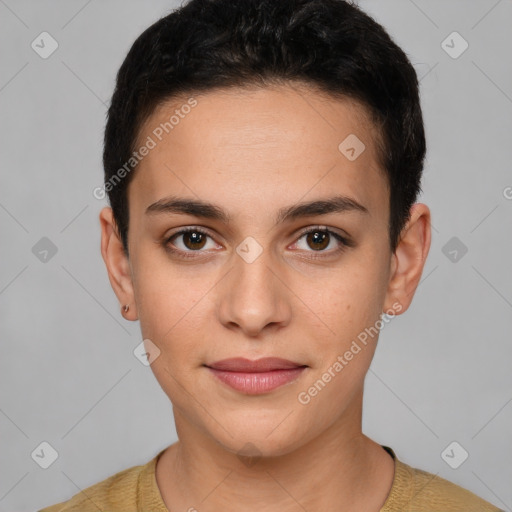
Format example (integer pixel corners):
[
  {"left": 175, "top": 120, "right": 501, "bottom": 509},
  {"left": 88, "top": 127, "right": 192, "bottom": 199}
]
[
  {"left": 37, "top": 457, "right": 150, "bottom": 512},
  {"left": 382, "top": 449, "right": 503, "bottom": 512},
  {"left": 406, "top": 465, "right": 502, "bottom": 511}
]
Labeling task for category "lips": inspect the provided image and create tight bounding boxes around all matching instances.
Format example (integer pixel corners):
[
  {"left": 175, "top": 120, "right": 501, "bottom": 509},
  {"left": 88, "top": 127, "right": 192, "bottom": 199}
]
[
  {"left": 205, "top": 357, "right": 308, "bottom": 394},
  {"left": 205, "top": 357, "right": 306, "bottom": 372}
]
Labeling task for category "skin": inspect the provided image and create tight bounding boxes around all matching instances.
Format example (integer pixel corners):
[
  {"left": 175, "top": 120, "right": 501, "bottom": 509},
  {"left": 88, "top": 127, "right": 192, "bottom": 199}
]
[{"left": 100, "top": 82, "right": 431, "bottom": 511}]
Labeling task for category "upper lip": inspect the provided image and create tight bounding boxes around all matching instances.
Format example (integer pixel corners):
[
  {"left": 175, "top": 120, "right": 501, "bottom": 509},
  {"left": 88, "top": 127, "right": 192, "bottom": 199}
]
[{"left": 206, "top": 357, "right": 306, "bottom": 372}]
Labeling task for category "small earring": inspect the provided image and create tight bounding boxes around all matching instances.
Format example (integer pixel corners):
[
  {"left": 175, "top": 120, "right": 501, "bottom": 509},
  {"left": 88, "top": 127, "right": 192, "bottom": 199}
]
[{"left": 123, "top": 304, "right": 130, "bottom": 313}]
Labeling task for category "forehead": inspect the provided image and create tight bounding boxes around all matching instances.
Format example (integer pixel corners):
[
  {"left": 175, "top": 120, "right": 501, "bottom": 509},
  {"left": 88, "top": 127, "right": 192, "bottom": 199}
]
[{"left": 129, "top": 83, "right": 388, "bottom": 219}]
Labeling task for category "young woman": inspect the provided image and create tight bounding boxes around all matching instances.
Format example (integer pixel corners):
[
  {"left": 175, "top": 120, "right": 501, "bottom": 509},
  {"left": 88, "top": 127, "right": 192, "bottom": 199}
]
[{"left": 39, "top": 0, "right": 502, "bottom": 510}]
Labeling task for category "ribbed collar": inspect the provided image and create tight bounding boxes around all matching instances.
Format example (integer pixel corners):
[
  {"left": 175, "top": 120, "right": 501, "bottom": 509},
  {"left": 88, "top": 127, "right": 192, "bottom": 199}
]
[
  {"left": 379, "top": 445, "right": 413, "bottom": 511},
  {"left": 138, "top": 447, "right": 169, "bottom": 512}
]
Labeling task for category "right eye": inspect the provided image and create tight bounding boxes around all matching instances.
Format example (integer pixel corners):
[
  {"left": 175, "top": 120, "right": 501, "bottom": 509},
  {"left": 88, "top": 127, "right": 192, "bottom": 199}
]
[{"left": 164, "top": 227, "right": 221, "bottom": 258}]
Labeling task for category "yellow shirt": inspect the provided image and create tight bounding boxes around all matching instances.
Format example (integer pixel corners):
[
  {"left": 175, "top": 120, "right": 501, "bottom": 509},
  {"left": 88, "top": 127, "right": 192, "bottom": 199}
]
[{"left": 38, "top": 446, "right": 502, "bottom": 511}]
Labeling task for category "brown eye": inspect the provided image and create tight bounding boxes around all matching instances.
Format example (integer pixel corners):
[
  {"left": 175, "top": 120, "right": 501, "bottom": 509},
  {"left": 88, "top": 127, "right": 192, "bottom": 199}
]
[
  {"left": 291, "top": 226, "right": 351, "bottom": 258},
  {"left": 305, "top": 230, "right": 330, "bottom": 251},
  {"left": 181, "top": 231, "right": 207, "bottom": 250},
  {"left": 165, "top": 227, "right": 218, "bottom": 257}
]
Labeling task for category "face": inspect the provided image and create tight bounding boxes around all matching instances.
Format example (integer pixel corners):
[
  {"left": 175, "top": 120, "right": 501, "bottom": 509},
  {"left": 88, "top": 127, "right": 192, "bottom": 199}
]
[{"left": 101, "top": 83, "right": 429, "bottom": 457}]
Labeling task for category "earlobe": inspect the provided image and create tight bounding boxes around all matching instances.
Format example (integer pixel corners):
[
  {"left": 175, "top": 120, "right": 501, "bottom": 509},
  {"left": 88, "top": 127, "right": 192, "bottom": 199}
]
[
  {"left": 383, "top": 203, "right": 431, "bottom": 314},
  {"left": 99, "top": 207, "right": 138, "bottom": 320}
]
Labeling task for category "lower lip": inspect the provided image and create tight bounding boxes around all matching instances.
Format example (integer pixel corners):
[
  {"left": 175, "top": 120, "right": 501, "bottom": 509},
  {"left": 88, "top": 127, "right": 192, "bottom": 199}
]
[{"left": 206, "top": 367, "right": 307, "bottom": 394}]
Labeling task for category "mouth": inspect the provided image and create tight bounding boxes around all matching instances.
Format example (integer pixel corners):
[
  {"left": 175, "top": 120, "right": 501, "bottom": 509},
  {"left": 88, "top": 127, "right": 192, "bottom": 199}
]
[
  {"left": 206, "top": 357, "right": 306, "bottom": 372},
  {"left": 204, "top": 357, "right": 308, "bottom": 394}
]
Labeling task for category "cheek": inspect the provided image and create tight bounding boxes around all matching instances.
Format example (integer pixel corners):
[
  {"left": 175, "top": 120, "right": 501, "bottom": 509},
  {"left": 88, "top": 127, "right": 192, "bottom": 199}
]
[
  {"left": 295, "top": 256, "right": 388, "bottom": 352},
  {"left": 130, "top": 249, "right": 187, "bottom": 342},
  {"left": 131, "top": 250, "right": 215, "bottom": 364}
]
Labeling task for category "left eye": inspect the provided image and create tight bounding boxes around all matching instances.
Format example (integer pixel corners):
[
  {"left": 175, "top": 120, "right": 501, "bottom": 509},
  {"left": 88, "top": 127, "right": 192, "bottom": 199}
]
[{"left": 291, "top": 227, "right": 349, "bottom": 254}]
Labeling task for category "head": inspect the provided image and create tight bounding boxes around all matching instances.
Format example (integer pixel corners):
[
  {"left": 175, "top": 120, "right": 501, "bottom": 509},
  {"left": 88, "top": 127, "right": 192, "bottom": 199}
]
[{"left": 100, "top": 0, "right": 430, "bottom": 457}]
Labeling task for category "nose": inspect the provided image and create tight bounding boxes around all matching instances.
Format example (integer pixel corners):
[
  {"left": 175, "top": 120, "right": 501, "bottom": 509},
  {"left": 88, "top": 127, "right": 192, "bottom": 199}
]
[{"left": 216, "top": 241, "right": 292, "bottom": 338}]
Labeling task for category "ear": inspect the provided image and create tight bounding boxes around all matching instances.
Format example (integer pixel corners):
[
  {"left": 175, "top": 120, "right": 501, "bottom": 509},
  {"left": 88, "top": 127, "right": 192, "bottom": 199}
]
[
  {"left": 99, "top": 207, "right": 138, "bottom": 320},
  {"left": 383, "top": 203, "right": 431, "bottom": 315}
]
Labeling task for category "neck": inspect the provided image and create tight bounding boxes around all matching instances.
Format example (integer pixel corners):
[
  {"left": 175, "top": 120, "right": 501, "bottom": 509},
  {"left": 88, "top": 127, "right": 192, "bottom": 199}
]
[{"left": 156, "top": 391, "right": 395, "bottom": 511}]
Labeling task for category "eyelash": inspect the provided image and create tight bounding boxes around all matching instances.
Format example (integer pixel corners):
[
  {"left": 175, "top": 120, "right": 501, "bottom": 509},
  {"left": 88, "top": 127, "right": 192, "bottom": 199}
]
[{"left": 163, "top": 225, "right": 352, "bottom": 260}]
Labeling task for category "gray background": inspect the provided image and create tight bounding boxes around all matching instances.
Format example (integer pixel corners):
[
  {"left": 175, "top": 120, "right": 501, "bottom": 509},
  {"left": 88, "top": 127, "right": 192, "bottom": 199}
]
[{"left": 1, "top": 1, "right": 511, "bottom": 510}]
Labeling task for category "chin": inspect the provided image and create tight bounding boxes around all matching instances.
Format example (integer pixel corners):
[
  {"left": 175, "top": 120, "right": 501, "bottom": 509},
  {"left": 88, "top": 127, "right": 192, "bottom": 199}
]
[{"left": 209, "top": 419, "right": 310, "bottom": 461}]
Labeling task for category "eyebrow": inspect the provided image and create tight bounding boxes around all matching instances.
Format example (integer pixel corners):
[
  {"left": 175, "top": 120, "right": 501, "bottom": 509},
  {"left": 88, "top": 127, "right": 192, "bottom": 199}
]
[{"left": 145, "top": 194, "right": 369, "bottom": 224}]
